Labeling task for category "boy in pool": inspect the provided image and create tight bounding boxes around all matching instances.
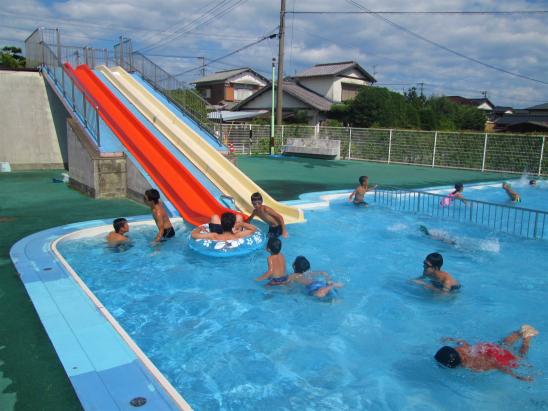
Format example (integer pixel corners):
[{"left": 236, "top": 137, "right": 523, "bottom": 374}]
[
  {"left": 419, "top": 225, "right": 457, "bottom": 246},
  {"left": 192, "top": 212, "right": 256, "bottom": 241},
  {"left": 106, "top": 218, "right": 129, "bottom": 243},
  {"left": 529, "top": 179, "right": 537, "bottom": 186},
  {"left": 247, "top": 192, "right": 288, "bottom": 238},
  {"left": 144, "top": 189, "right": 175, "bottom": 242},
  {"left": 434, "top": 325, "right": 539, "bottom": 381},
  {"left": 286, "top": 256, "right": 343, "bottom": 298},
  {"left": 502, "top": 182, "right": 521, "bottom": 203},
  {"left": 413, "top": 252, "right": 460, "bottom": 293},
  {"left": 349, "top": 175, "right": 378, "bottom": 206},
  {"left": 255, "top": 237, "right": 287, "bottom": 286}
]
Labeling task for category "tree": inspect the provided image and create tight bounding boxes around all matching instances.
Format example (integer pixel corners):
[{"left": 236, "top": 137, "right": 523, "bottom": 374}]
[{"left": 0, "top": 46, "right": 26, "bottom": 69}]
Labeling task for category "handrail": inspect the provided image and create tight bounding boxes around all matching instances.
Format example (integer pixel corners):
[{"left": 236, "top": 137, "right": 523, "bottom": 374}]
[
  {"left": 62, "top": 62, "right": 101, "bottom": 109},
  {"left": 373, "top": 186, "right": 547, "bottom": 240}
]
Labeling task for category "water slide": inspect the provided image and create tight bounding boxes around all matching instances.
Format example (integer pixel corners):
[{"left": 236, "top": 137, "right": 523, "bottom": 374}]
[
  {"left": 65, "top": 63, "right": 239, "bottom": 226},
  {"left": 97, "top": 65, "right": 305, "bottom": 225}
]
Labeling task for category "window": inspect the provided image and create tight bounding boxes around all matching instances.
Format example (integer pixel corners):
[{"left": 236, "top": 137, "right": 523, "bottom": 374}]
[
  {"left": 341, "top": 83, "right": 362, "bottom": 101},
  {"left": 202, "top": 88, "right": 211, "bottom": 98},
  {"left": 234, "top": 84, "right": 255, "bottom": 101}
]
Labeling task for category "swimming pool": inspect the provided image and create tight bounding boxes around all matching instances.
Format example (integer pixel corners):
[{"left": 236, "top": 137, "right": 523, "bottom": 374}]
[
  {"left": 427, "top": 178, "right": 548, "bottom": 211},
  {"left": 57, "top": 191, "right": 548, "bottom": 410}
]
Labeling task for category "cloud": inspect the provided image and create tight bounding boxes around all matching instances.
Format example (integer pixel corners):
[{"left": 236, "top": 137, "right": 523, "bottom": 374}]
[{"left": 0, "top": 0, "right": 546, "bottom": 107}]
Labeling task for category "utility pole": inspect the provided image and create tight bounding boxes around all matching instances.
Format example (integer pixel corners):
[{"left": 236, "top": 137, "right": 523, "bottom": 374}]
[
  {"left": 481, "top": 90, "right": 488, "bottom": 99},
  {"left": 276, "top": 0, "right": 286, "bottom": 126},
  {"left": 271, "top": 58, "right": 276, "bottom": 155},
  {"left": 417, "top": 82, "right": 424, "bottom": 96},
  {"left": 199, "top": 56, "right": 205, "bottom": 77}
]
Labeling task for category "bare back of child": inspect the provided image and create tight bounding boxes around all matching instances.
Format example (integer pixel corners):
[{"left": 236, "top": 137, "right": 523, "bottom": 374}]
[{"left": 255, "top": 238, "right": 288, "bottom": 286}]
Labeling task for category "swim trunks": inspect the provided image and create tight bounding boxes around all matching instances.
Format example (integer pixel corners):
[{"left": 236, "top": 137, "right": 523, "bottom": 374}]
[
  {"left": 268, "top": 225, "right": 283, "bottom": 238},
  {"left": 353, "top": 200, "right": 368, "bottom": 206},
  {"left": 306, "top": 280, "right": 327, "bottom": 296},
  {"left": 477, "top": 343, "right": 518, "bottom": 368},
  {"left": 208, "top": 223, "right": 223, "bottom": 234},
  {"left": 431, "top": 280, "right": 461, "bottom": 292},
  {"left": 267, "top": 275, "right": 289, "bottom": 286},
  {"left": 162, "top": 226, "right": 175, "bottom": 239}
]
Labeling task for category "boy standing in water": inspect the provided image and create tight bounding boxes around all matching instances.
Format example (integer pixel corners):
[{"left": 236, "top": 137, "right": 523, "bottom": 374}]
[
  {"left": 255, "top": 237, "right": 288, "bottom": 286},
  {"left": 247, "top": 192, "right": 288, "bottom": 238},
  {"left": 144, "top": 189, "right": 175, "bottom": 242},
  {"left": 106, "top": 218, "right": 129, "bottom": 243},
  {"left": 434, "top": 325, "right": 539, "bottom": 381},
  {"left": 349, "top": 176, "right": 377, "bottom": 206}
]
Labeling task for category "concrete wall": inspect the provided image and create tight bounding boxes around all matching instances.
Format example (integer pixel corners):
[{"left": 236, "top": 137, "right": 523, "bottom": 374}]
[
  {"left": 67, "top": 118, "right": 133, "bottom": 199},
  {"left": 0, "top": 70, "right": 69, "bottom": 170},
  {"left": 126, "top": 159, "right": 152, "bottom": 203}
]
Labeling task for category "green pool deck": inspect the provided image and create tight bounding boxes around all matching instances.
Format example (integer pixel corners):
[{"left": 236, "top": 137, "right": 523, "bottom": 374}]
[{"left": 0, "top": 158, "right": 515, "bottom": 411}]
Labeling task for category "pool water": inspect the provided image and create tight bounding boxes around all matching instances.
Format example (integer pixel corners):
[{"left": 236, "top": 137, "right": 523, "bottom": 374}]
[
  {"left": 58, "top": 198, "right": 548, "bottom": 410},
  {"left": 428, "top": 178, "right": 548, "bottom": 211}
]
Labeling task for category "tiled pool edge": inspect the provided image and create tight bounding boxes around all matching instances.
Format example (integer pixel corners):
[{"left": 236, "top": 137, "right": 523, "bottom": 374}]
[{"left": 9, "top": 216, "right": 191, "bottom": 411}]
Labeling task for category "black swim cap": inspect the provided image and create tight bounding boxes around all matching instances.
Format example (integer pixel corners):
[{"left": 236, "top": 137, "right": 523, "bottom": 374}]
[{"left": 434, "top": 346, "right": 461, "bottom": 368}]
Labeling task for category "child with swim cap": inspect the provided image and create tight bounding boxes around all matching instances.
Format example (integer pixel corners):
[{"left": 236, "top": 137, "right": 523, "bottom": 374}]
[
  {"left": 285, "top": 256, "right": 343, "bottom": 298},
  {"left": 435, "top": 325, "right": 539, "bottom": 381}
]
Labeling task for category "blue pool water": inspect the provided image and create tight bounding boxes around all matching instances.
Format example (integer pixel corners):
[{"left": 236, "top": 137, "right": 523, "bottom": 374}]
[
  {"left": 58, "top": 197, "right": 548, "bottom": 410},
  {"left": 429, "top": 178, "right": 548, "bottom": 211}
]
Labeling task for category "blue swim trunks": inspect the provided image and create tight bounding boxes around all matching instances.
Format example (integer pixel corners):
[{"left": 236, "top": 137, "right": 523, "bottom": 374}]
[{"left": 306, "top": 280, "right": 327, "bottom": 296}]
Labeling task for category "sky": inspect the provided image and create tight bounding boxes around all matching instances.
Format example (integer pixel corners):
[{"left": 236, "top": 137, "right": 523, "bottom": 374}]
[{"left": 1, "top": 0, "right": 547, "bottom": 108}]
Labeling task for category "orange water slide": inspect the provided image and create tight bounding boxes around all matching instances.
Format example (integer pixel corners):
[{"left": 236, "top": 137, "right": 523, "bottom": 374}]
[{"left": 65, "top": 63, "right": 235, "bottom": 226}]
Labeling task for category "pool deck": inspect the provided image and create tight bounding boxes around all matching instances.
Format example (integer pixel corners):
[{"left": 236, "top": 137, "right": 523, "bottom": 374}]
[{"left": 0, "top": 160, "right": 517, "bottom": 411}]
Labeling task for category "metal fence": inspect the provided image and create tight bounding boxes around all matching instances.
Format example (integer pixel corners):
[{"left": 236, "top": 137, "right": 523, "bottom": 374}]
[
  {"left": 25, "top": 28, "right": 102, "bottom": 146},
  {"left": 373, "top": 187, "right": 547, "bottom": 240},
  {"left": 219, "top": 124, "right": 547, "bottom": 176}
]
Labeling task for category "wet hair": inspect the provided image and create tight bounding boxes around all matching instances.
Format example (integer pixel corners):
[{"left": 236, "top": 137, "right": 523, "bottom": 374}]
[
  {"left": 267, "top": 237, "right": 282, "bottom": 254},
  {"left": 293, "top": 256, "right": 311, "bottom": 273},
  {"left": 144, "top": 189, "right": 160, "bottom": 204},
  {"left": 425, "top": 252, "right": 443, "bottom": 270},
  {"left": 452, "top": 183, "right": 464, "bottom": 194},
  {"left": 251, "top": 192, "right": 263, "bottom": 202},
  {"left": 434, "top": 346, "right": 462, "bottom": 368},
  {"left": 529, "top": 179, "right": 537, "bottom": 185},
  {"left": 359, "top": 176, "right": 369, "bottom": 185},
  {"left": 220, "top": 212, "right": 236, "bottom": 232},
  {"left": 113, "top": 218, "right": 127, "bottom": 233}
]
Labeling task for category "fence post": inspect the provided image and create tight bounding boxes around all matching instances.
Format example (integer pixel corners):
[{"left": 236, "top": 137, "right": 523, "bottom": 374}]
[
  {"left": 71, "top": 81, "right": 75, "bottom": 109},
  {"left": 249, "top": 124, "right": 253, "bottom": 155},
  {"left": 61, "top": 68, "right": 65, "bottom": 96},
  {"left": 388, "top": 129, "right": 393, "bottom": 163},
  {"left": 56, "top": 28, "right": 61, "bottom": 66},
  {"left": 95, "top": 106, "right": 101, "bottom": 147},
  {"left": 481, "top": 133, "right": 488, "bottom": 171},
  {"left": 82, "top": 92, "right": 87, "bottom": 127},
  {"left": 281, "top": 125, "right": 285, "bottom": 147},
  {"left": 538, "top": 136, "right": 545, "bottom": 176},
  {"left": 348, "top": 127, "right": 352, "bottom": 159},
  {"left": 432, "top": 131, "right": 438, "bottom": 167}
]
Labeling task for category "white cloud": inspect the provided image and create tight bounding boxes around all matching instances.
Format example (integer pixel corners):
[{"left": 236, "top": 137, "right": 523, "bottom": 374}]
[{"left": 0, "top": 0, "right": 546, "bottom": 106}]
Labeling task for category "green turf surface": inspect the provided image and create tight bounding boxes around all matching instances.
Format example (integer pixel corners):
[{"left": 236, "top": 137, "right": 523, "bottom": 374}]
[{"left": 0, "top": 160, "right": 515, "bottom": 410}]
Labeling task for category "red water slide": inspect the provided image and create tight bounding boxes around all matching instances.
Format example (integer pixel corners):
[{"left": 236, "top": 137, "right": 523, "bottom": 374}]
[{"left": 65, "top": 63, "right": 236, "bottom": 226}]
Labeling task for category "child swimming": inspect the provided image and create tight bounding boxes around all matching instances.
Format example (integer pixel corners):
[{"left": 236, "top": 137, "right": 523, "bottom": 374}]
[
  {"left": 435, "top": 325, "right": 539, "bottom": 381},
  {"left": 413, "top": 252, "right": 460, "bottom": 293},
  {"left": 502, "top": 182, "right": 521, "bottom": 203},
  {"left": 106, "top": 218, "right": 129, "bottom": 243},
  {"left": 285, "top": 256, "right": 343, "bottom": 298},
  {"left": 440, "top": 183, "right": 465, "bottom": 207}
]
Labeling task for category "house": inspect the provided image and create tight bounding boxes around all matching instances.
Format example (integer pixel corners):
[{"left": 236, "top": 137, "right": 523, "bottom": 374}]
[
  {"left": 192, "top": 68, "right": 269, "bottom": 108},
  {"left": 494, "top": 102, "right": 548, "bottom": 133},
  {"left": 292, "top": 61, "right": 376, "bottom": 102},
  {"left": 446, "top": 96, "right": 495, "bottom": 111},
  {"left": 233, "top": 61, "right": 376, "bottom": 126}
]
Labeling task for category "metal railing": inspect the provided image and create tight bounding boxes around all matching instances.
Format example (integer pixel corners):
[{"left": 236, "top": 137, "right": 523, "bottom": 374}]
[
  {"left": 126, "top": 51, "right": 221, "bottom": 136},
  {"left": 373, "top": 187, "right": 547, "bottom": 240},
  {"left": 24, "top": 29, "right": 102, "bottom": 146}
]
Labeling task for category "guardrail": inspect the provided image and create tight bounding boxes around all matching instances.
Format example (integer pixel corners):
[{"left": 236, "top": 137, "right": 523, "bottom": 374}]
[
  {"left": 373, "top": 187, "right": 547, "bottom": 240},
  {"left": 25, "top": 29, "right": 102, "bottom": 146}
]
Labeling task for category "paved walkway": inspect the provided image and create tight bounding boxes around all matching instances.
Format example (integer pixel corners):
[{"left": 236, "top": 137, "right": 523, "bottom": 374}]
[{"left": 0, "top": 159, "right": 516, "bottom": 410}]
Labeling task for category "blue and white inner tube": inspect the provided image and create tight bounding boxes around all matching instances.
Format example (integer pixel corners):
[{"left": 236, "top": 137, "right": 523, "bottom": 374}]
[{"left": 188, "top": 224, "right": 266, "bottom": 257}]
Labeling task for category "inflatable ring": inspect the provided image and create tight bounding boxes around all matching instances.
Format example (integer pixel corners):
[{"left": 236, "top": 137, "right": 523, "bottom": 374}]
[{"left": 188, "top": 224, "right": 266, "bottom": 257}]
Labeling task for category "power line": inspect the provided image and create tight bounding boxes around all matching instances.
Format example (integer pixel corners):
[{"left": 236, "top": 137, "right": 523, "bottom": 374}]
[
  {"left": 137, "top": 0, "right": 248, "bottom": 53},
  {"left": 288, "top": 10, "right": 548, "bottom": 15},
  {"left": 346, "top": 0, "right": 548, "bottom": 86},
  {"left": 172, "top": 32, "right": 277, "bottom": 78}
]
